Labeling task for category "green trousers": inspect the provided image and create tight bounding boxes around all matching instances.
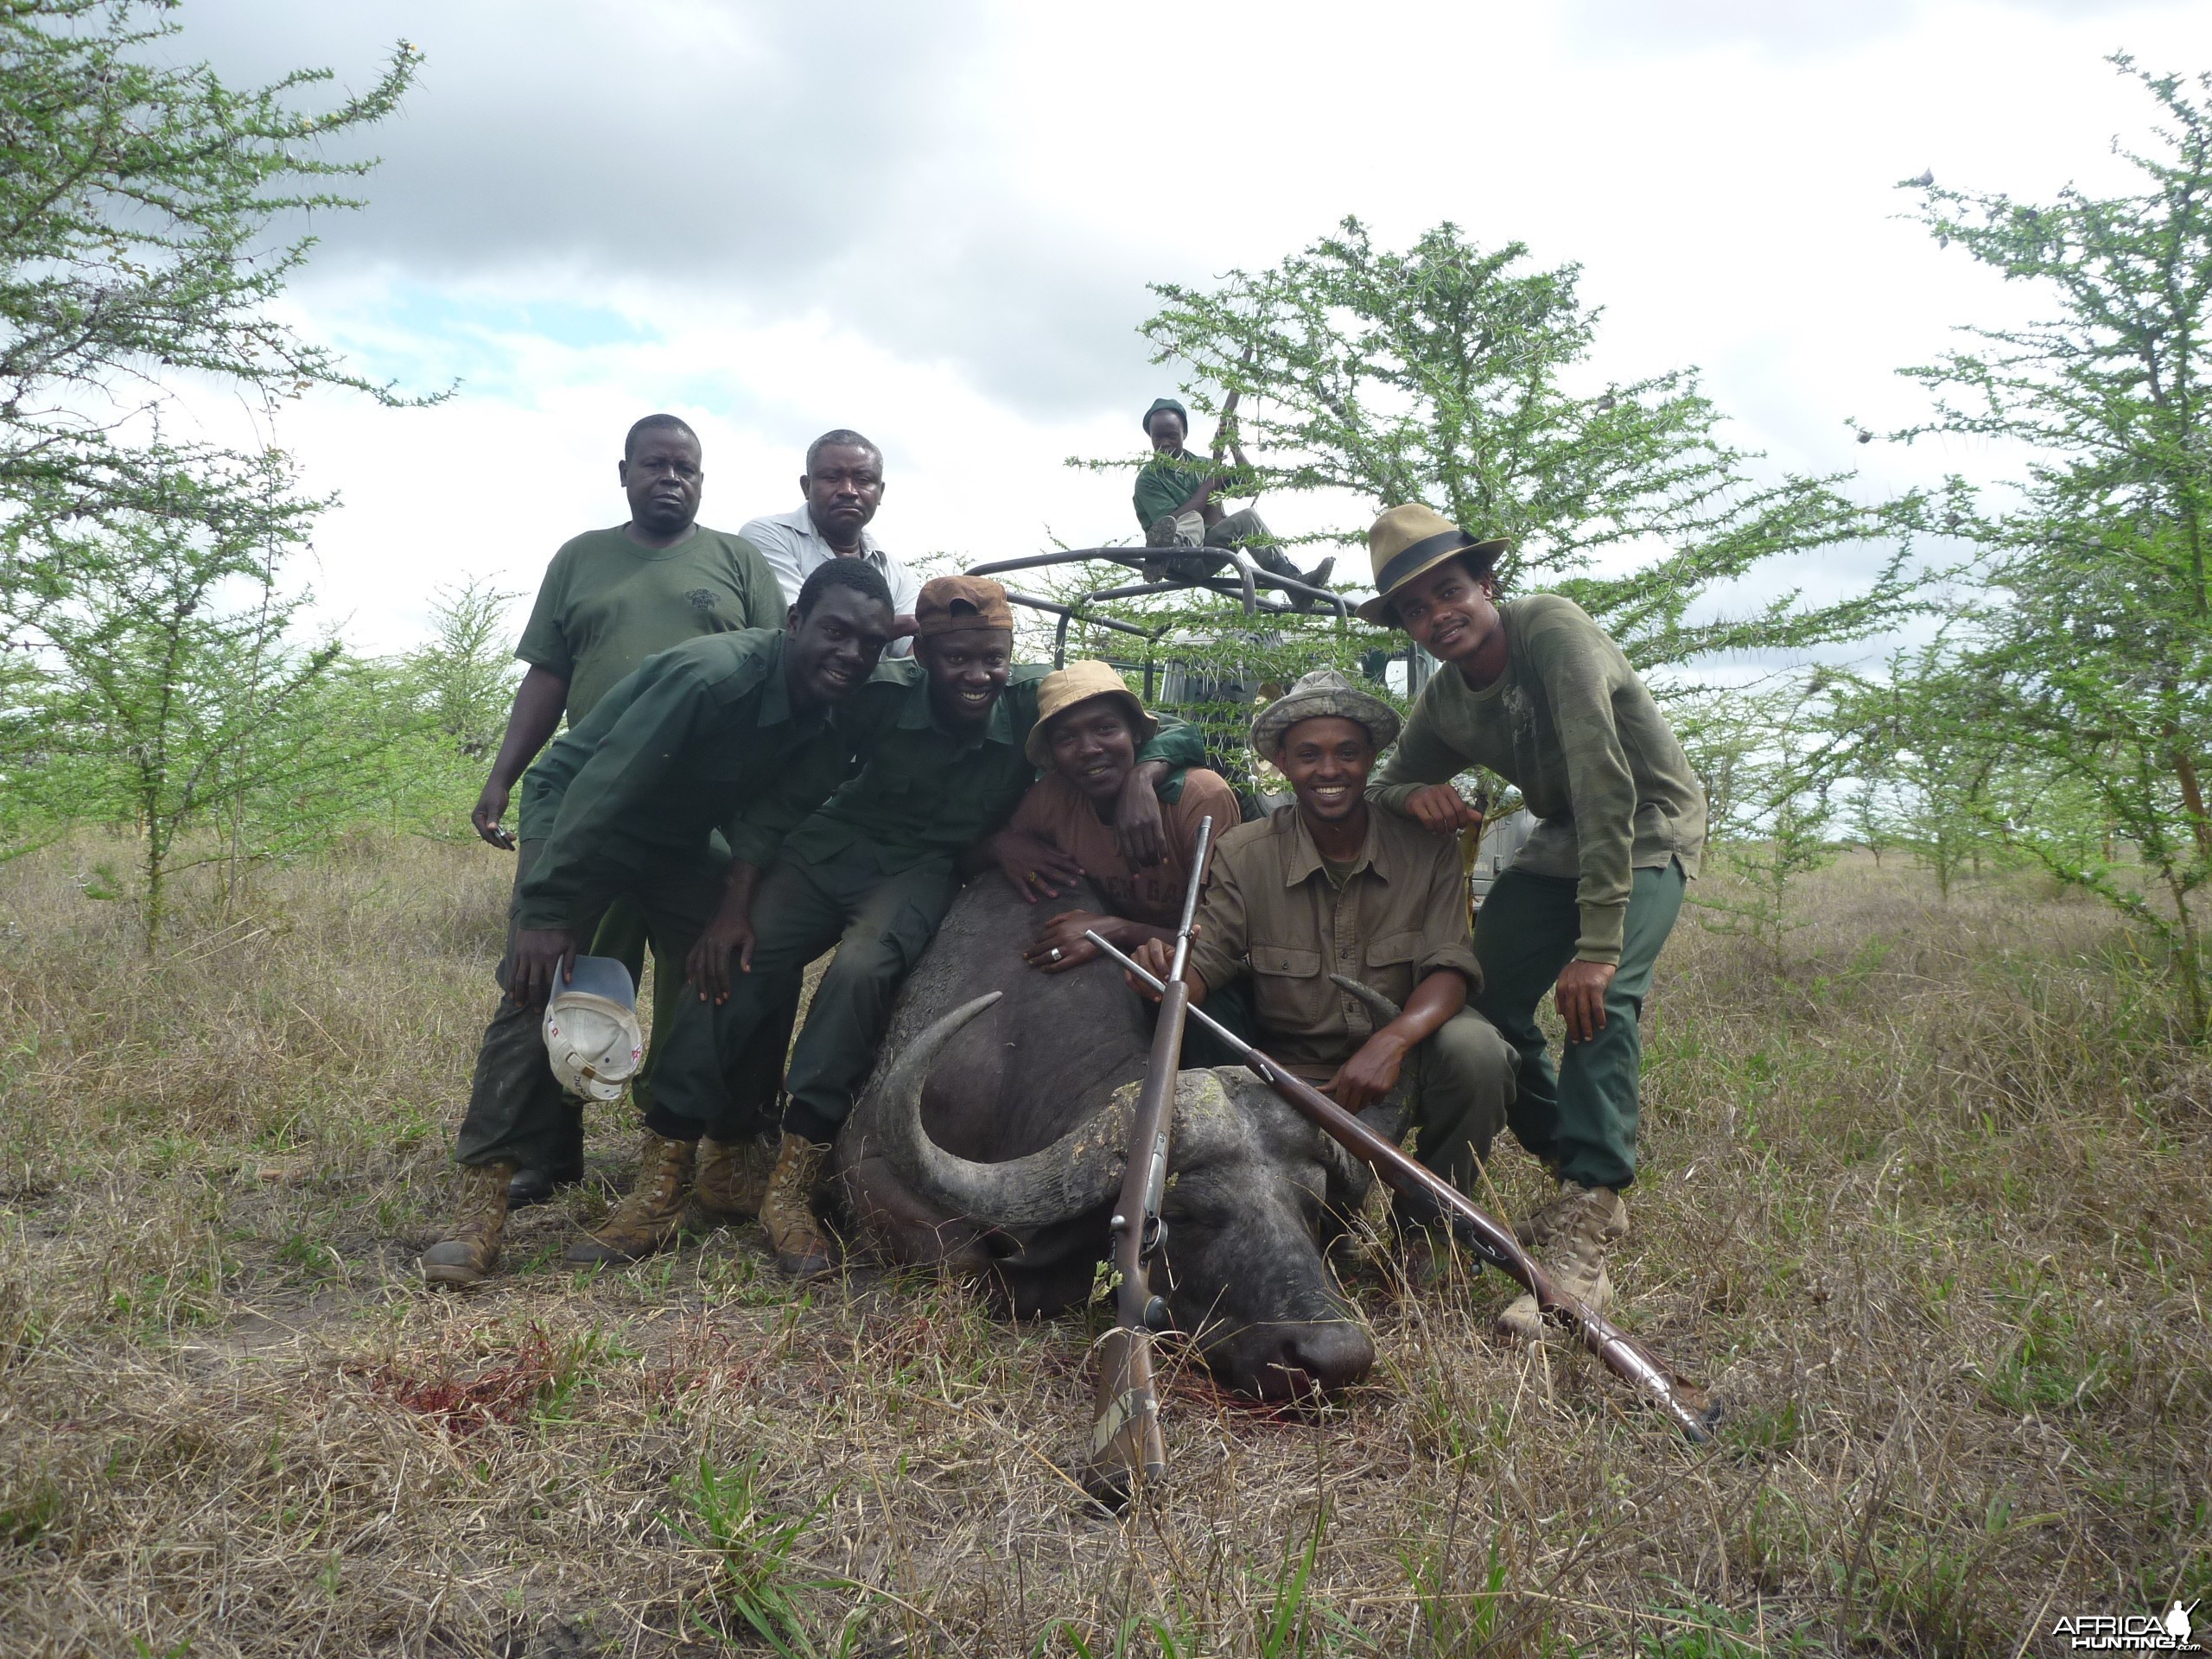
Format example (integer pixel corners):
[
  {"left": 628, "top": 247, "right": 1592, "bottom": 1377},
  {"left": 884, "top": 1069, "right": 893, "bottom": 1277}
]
[
  {"left": 1402, "top": 1007, "right": 1521, "bottom": 1192},
  {"left": 451, "top": 842, "right": 796, "bottom": 1170},
  {"left": 453, "top": 839, "right": 718, "bottom": 1170},
  {"left": 651, "top": 849, "right": 962, "bottom": 1146},
  {"left": 1470, "top": 861, "right": 1687, "bottom": 1192}
]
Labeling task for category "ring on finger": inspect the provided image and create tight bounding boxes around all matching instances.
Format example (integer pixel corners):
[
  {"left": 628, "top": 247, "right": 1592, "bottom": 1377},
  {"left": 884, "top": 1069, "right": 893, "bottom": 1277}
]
[{"left": 1048, "top": 946, "right": 1063, "bottom": 962}]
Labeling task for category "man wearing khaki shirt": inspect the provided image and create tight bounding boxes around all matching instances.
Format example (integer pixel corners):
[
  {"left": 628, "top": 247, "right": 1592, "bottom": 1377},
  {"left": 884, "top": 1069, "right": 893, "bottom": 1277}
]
[{"left": 1132, "top": 668, "right": 1517, "bottom": 1204}]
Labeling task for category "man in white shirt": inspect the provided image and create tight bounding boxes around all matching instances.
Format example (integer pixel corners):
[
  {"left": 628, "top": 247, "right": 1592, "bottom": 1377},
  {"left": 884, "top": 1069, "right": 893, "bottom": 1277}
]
[{"left": 741, "top": 429, "right": 921, "bottom": 656}]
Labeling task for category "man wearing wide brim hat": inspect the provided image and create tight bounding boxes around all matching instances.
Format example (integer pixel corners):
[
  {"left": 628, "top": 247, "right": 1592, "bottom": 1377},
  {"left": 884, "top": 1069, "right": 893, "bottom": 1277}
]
[
  {"left": 1130, "top": 666, "right": 1520, "bottom": 1220},
  {"left": 982, "top": 660, "right": 1243, "bottom": 977},
  {"left": 1358, "top": 503, "right": 1708, "bottom": 1342},
  {"left": 1133, "top": 397, "right": 1336, "bottom": 606}
]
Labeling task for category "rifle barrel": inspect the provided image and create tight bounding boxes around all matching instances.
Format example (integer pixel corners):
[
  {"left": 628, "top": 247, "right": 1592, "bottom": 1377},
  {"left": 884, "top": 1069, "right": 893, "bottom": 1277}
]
[{"left": 1085, "top": 929, "right": 1720, "bottom": 1443}]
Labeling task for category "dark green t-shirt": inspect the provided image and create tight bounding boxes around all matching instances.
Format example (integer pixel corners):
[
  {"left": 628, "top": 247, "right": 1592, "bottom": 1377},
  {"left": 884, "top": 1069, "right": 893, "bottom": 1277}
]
[
  {"left": 1133, "top": 449, "right": 1246, "bottom": 531},
  {"left": 515, "top": 524, "right": 783, "bottom": 725}
]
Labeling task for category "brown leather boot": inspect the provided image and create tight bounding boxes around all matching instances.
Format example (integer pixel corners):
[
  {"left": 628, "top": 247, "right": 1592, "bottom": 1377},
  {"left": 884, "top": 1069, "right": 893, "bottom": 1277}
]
[
  {"left": 757, "top": 1132, "right": 835, "bottom": 1279},
  {"left": 695, "top": 1133, "right": 776, "bottom": 1224},
  {"left": 564, "top": 1131, "right": 696, "bottom": 1266},
  {"left": 422, "top": 1160, "right": 518, "bottom": 1287},
  {"left": 1495, "top": 1182, "right": 1627, "bottom": 1343}
]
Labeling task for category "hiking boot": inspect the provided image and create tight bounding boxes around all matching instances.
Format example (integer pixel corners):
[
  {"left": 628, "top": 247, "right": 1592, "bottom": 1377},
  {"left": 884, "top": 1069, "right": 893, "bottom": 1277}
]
[
  {"left": 1495, "top": 1182, "right": 1627, "bottom": 1343},
  {"left": 695, "top": 1132, "right": 776, "bottom": 1224},
  {"left": 563, "top": 1130, "right": 696, "bottom": 1266},
  {"left": 758, "top": 1132, "right": 836, "bottom": 1280},
  {"left": 422, "top": 1160, "right": 518, "bottom": 1287}
]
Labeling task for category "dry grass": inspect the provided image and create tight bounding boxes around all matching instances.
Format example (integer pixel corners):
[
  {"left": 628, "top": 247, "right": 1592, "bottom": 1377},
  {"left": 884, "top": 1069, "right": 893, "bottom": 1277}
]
[{"left": 0, "top": 834, "right": 2205, "bottom": 1656}]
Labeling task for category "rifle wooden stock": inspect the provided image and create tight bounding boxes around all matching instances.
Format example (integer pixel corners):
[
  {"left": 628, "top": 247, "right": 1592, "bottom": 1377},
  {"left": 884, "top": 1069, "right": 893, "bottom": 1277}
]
[
  {"left": 1084, "top": 817, "right": 1214, "bottom": 1500},
  {"left": 1085, "top": 931, "right": 1721, "bottom": 1444}
]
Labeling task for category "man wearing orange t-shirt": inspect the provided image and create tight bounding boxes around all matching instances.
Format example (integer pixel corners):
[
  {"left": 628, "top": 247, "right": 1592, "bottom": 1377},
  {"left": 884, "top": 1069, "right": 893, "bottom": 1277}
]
[{"left": 980, "top": 660, "right": 1241, "bottom": 976}]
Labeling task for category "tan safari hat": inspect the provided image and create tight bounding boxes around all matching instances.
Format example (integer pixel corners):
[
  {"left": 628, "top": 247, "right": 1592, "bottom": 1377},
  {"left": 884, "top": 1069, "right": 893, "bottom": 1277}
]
[
  {"left": 914, "top": 575, "right": 1015, "bottom": 636},
  {"left": 1250, "top": 667, "right": 1402, "bottom": 758},
  {"left": 1355, "top": 504, "right": 1510, "bottom": 626},
  {"left": 1025, "top": 660, "right": 1157, "bottom": 769}
]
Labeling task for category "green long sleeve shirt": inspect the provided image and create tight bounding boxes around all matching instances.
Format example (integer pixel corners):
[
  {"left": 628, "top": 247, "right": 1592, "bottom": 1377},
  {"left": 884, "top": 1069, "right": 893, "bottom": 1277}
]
[
  {"left": 1132, "top": 448, "right": 1255, "bottom": 531},
  {"left": 514, "top": 629, "right": 887, "bottom": 931},
  {"left": 744, "top": 658, "right": 1210, "bottom": 877},
  {"left": 1371, "top": 594, "right": 1707, "bottom": 964}
]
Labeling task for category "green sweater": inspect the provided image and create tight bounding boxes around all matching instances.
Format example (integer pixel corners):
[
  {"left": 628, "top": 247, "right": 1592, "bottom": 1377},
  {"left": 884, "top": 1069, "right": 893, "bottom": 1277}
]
[
  {"left": 1371, "top": 594, "right": 1707, "bottom": 963},
  {"left": 515, "top": 629, "right": 884, "bottom": 930}
]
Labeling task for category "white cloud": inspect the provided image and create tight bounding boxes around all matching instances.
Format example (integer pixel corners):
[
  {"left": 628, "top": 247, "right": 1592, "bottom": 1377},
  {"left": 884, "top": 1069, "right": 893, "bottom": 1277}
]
[{"left": 156, "top": 0, "right": 2212, "bottom": 654}]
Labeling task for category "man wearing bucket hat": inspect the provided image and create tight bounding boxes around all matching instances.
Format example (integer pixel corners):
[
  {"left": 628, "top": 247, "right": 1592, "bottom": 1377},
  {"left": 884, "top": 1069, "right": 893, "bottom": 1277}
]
[
  {"left": 1134, "top": 397, "right": 1335, "bottom": 604},
  {"left": 1355, "top": 504, "right": 1707, "bottom": 1342},
  {"left": 1129, "top": 668, "right": 1520, "bottom": 1222},
  {"left": 594, "top": 576, "right": 1211, "bottom": 1278},
  {"left": 982, "top": 659, "right": 1242, "bottom": 977},
  {"left": 419, "top": 559, "right": 902, "bottom": 1287}
]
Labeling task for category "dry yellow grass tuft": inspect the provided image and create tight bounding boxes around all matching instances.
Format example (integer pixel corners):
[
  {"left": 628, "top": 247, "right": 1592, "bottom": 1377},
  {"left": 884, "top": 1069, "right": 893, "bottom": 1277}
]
[{"left": 0, "top": 836, "right": 2205, "bottom": 1656}]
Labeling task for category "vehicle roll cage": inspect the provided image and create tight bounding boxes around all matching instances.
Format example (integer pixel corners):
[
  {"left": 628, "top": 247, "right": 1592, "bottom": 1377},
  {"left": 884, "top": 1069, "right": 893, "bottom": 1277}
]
[{"left": 964, "top": 545, "right": 1351, "bottom": 688}]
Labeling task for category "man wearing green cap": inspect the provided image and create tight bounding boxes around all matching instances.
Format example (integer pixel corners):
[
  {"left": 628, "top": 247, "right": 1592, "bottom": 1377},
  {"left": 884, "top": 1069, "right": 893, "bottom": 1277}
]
[
  {"left": 1134, "top": 398, "right": 1335, "bottom": 601},
  {"left": 1129, "top": 667, "right": 1519, "bottom": 1226},
  {"left": 1354, "top": 504, "right": 1707, "bottom": 1342}
]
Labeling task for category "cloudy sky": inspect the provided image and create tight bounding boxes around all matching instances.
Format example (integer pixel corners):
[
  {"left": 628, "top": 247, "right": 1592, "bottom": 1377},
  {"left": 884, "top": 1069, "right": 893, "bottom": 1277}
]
[{"left": 163, "top": 0, "right": 2208, "bottom": 656}]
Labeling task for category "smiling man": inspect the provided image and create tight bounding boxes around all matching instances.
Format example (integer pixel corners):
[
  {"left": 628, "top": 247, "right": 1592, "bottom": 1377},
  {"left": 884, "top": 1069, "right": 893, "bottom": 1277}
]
[
  {"left": 461, "top": 414, "right": 786, "bottom": 1211},
  {"left": 1129, "top": 668, "right": 1518, "bottom": 1238},
  {"left": 1356, "top": 504, "right": 1707, "bottom": 1341},
  {"left": 981, "top": 658, "right": 1240, "bottom": 976},
  {"left": 419, "top": 560, "right": 900, "bottom": 1287},
  {"left": 741, "top": 429, "right": 920, "bottom": 656},
  {"left": 621, "top": 577, "right": 1209, "bottom": 1278}
]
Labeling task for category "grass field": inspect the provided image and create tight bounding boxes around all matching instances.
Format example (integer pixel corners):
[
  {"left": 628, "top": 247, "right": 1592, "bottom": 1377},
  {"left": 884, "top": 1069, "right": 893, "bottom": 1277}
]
[{"left": 0, "top": 834, "right": 2205, "bottom": 1657}]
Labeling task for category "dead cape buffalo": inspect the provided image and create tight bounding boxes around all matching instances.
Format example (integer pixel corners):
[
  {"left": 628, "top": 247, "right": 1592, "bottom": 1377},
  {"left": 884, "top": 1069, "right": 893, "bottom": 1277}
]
[{"left": 831, "top": 874, "right": 1381, "bottom": 1400}]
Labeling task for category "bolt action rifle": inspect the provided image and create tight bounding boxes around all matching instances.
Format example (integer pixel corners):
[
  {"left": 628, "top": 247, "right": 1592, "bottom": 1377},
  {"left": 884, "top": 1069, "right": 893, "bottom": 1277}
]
[
  {"left": 1084, "top": 814, "right": 1215, "bottom": 1500},
  {"left": 1086, "top": 931, "right": 1722, "bottom": 1443}
]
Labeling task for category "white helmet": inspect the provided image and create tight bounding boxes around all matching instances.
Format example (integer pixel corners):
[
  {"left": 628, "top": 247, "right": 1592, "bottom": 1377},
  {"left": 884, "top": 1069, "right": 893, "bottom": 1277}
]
[{"left": 543, "top": 956, "right": 644, "bottom": 1102}]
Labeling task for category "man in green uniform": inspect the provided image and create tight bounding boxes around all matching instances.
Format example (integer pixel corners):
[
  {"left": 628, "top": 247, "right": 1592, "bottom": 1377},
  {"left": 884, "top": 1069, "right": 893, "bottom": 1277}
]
[
  {"left": 1356, "top": 504, "right": 1708, "bottom": 1340},
  {"left": 1129, "top": 669, "right": 1519, "bottom": 1230},
  {"left": 468, "top": 413, "right": 789, "bottom": 1209},
  {"left": 419, "top": 561, "right": 900, "bottom": 1286},
  {"left": 589, "top": 576, "right": 1209, "bottom": 1278},
  {"left": 1134, "top": 397, "right": 1334, "bottom": 601}
]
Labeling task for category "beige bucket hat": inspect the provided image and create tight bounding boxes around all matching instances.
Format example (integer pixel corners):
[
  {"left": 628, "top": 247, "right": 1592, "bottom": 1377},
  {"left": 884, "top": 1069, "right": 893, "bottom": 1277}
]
[
  {"left": 1249, "top": 667, "right": 1402, "bottom": 758},
  {"left": 1355, "top": 504, "right": 1510, "bottom": 626},
  {"left": 1024, "top": 660, "right": 1159, "bottom": 769}
]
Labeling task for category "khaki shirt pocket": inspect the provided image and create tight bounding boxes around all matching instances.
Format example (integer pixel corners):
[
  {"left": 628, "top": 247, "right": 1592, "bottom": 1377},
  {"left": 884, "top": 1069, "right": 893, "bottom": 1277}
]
[
  {"left": 1356, "top": 929, "right": 1424, "bottom": 1011},
  {"left": 1249, "top": 940, "right": 1331, "bottom": 1037}
]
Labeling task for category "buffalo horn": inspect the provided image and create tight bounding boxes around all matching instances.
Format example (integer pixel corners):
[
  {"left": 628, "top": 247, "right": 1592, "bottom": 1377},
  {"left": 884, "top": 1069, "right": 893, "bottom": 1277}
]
[
  {"left": 874, "top": 992, "right": 1135, "bottom": 1229},
  {"left": 1328, "top": 972, "right": 1402, "bottom": 1025}
]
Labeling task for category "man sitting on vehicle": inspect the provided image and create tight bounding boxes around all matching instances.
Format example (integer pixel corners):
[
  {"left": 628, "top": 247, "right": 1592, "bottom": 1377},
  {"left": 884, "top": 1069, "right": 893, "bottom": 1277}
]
[
  {"left": 1129, "top": 668, "right": 1518, "bottom": 1229},
  {"left": 982, "top": 659, "right": 1241, "bottom": 977},
  {"left": 1134, "top": 397, "right": 1334, "bottom": 603}
]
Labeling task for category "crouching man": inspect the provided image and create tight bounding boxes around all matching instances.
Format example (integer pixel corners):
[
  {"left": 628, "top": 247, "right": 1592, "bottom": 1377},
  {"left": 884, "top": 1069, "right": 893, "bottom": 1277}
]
[
  {"left": 1130, "top": 669, "right": 1518, "bottom": 1236},
  {"left": 980, "top": 658, "right": 1242, "bottom": 976},
  {"left": 626, "top": 580, "right": 1210, "bottom": 1279},
  {"left": 418, "top": 561, "right": 899, "bottom": 1286}
]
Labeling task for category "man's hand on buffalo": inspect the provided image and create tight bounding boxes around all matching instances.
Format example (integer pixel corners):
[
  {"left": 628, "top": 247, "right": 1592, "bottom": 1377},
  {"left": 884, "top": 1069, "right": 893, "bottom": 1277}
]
[
  {"left": 1025, "top": 911, "right": 1171, "bottom": 975},
  {"left": 984, "top": 828, "right": 1086, "bottom": 903},
  {"left": 508, "top": 927, "right": 577, "bottom": 1007},
  {"left": 1324, "top": 1029, "right": 1410, "bottom": 1113},
  {"left": 1113, "top": 760, "right": 1173, "bottom": 870},
  {"left": 687, "top": 861, "right": 764, "bottom": 1003}
]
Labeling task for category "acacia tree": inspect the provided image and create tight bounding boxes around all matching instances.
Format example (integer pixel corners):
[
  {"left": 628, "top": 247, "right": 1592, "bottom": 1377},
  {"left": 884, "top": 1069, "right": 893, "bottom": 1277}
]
[
  {"left": 1885, "top": 57, "right": 2212, "bottom": 1039},
  {"left": 0, "top": 0, "right": 423, "bottom": 527},
  {"left": 1121, "top": 219, "right": 1929, "bottom": 671}
]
